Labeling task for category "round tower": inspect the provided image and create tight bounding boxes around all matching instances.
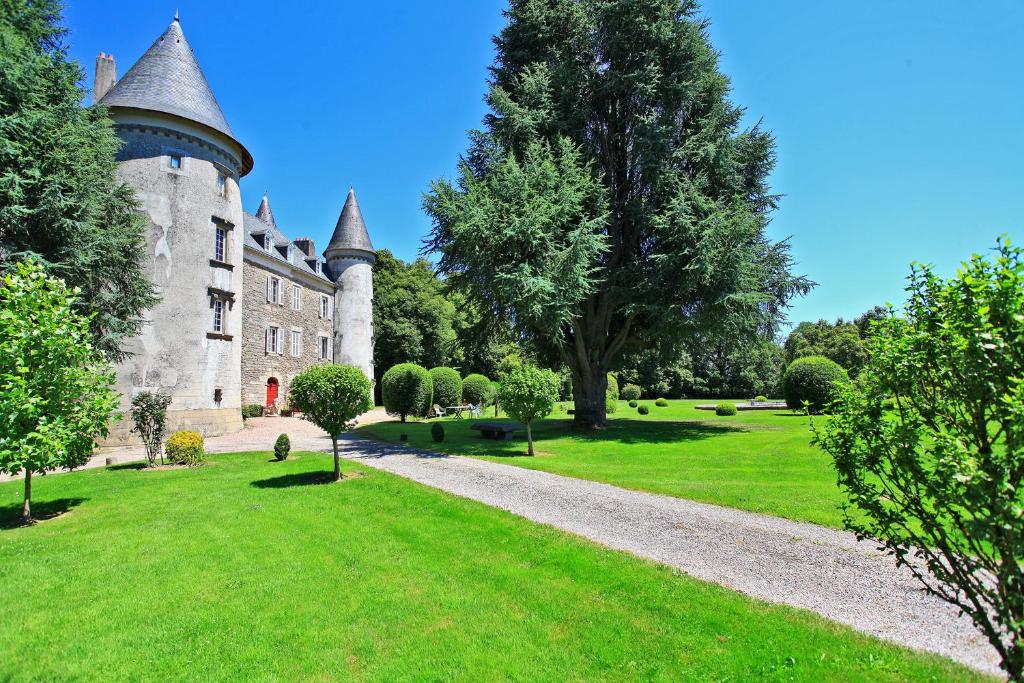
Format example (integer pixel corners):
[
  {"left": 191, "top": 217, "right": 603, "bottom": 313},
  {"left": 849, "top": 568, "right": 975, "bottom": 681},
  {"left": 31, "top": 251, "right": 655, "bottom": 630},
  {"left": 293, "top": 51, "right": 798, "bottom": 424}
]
[
  {"left": 324, "top": 189, "right": 376, "bottom": 381},
  {"left": 97, "top": 16, "right": 253, "bottom": 442}
]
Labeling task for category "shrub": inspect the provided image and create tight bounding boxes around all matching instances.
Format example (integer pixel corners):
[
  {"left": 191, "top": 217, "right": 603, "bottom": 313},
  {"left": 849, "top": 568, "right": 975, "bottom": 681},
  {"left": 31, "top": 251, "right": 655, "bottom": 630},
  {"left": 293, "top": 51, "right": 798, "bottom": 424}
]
[
  {"left": 241, "top": 404, "right": 263, "bottom": 419},
  {"left": 655, "top": 398, "right": 668, "bottom": 407},
  {"left": 628, "top": 400, "right": 637, "bottom": 408},
  {"left": 274, "top": 433, "right": 290, "bottom": 461},
  {"left": 754, "top": 395, "right": 768, "bottom": 403},
  {"left": 431, "top": 422, "right": 445, "bottom": 443},
  {"left": 429, "top": 367, "right": 462, "bottom": 409},
  {"left": 463, "top": 373, "right": 494, "bottom": 406},
  {"left": 715, "top": 402, "right": 738, "bottom": 416},
  {"left": 131, "top": 391, "right": 172, "bottom": 466},
  {"left": 880, "top": 397, "right": 897, "bottom": 411},
  {"left": 499, "top": 366, "right": 560, "bottom": 455},
  {"left": 637, "top": 405, "right": 650, "bottom": 415},
  {"left": 382, "top": 363, "right": 433, "bottom": 422},
  {"left": 621, "top": 384, "right": 642, "bottom": 401},
  {"left": 165, "top": 430, "right": 205, "bottom": 466},
  {"left": 290, "top": 364, "right": 373, "bottom": 481},
  {"left": 783, "top": 356, "right": 848, "bottom": 413},
  {"left": 606, "top": 372, "right": 619, "bottom": 400},
  {"left": 813, "top": 240, "right": 1024, "bottom": 679}
]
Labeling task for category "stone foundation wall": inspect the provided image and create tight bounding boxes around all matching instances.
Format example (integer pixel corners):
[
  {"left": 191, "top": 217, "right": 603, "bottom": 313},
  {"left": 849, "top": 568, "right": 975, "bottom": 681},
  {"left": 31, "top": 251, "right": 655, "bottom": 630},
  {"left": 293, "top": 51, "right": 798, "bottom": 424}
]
[{"left": 99, "top": 407, "right": 244, "bottom": 447}]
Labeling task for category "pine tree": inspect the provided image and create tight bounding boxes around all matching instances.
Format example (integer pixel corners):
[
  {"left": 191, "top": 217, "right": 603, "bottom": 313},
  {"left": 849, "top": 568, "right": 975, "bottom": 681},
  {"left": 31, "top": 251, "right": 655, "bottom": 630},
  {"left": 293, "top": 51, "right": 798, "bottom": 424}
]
[
  {"left": 0, "top": 0, "right": 157, "bottom": 361},
  {"left": 425, "top": 0, "right": 810, "bottom": 427}
]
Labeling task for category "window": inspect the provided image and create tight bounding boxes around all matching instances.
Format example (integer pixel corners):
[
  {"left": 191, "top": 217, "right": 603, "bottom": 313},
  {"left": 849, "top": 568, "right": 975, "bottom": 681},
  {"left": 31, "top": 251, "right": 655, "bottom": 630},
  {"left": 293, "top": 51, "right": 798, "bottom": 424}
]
[
  {"left": 291, "top": 330, "right": 302, "bottom": 357},
  {"left": 214, "top": 226, "right": 226, "bottom": 262},
  {"left": 266, "top": 326, "right": 282, "bottom": 354},
  {"left": 212, "top": 299, "right": 224, "bottom": 332},
  {"left": 291, "top": 285, "right": 302, "bottom": 311},
  {"left": 318, "top": 335, "right": 331, "bottom": 361},
  {"left": 169, "top": 154, "right": 182, "bottom": 169},
  {"left": 267, "top": 276, "right": 283, "bottom": 304},
  {"left": 216, "top": 172, "right": 227, "bottom": 198},
  {"left": 320, "top": 294, "right": 332, "bottom": 319},
  {"left": 266, "top": 234, "right": 274, "bottom": 253}
]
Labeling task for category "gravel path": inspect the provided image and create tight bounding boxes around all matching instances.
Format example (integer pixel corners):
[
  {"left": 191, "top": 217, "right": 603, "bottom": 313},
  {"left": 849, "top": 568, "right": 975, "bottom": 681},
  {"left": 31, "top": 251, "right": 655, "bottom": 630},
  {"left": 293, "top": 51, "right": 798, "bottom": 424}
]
[{"left": 338, "top": 435, "right": 1001, "bottom": 677}]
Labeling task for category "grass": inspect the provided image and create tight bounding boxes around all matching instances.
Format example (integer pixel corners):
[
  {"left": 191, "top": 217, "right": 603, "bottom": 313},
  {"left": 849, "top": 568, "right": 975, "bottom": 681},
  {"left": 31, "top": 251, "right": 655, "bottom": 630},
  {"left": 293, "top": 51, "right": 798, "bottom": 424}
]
[
  {"left": 358, "top": 399, "right": 851, "bottom": 529},
  {"left": 0, "top": 451, "right": 987, "bottom": 681}
]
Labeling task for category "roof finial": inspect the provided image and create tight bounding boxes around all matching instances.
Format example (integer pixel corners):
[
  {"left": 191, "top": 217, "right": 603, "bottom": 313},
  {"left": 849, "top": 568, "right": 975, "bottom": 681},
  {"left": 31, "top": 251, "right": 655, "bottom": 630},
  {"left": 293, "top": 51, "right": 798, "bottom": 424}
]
[{"left": 174, "top": 9, "right": 179, "bottom": 21}]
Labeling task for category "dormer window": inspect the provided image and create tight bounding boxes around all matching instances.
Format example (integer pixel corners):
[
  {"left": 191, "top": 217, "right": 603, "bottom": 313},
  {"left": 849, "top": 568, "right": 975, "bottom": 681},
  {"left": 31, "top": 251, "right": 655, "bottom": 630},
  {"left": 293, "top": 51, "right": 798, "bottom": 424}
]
[{"left": 266, "top": 234, "right": 274, "bottom": 253}]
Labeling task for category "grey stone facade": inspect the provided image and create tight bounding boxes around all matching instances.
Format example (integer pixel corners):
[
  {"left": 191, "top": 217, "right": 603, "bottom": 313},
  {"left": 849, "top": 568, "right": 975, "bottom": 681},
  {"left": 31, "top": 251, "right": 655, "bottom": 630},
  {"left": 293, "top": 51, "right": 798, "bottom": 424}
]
[{"left": 96, "top": 16, "right": 375, "bottom": 443}]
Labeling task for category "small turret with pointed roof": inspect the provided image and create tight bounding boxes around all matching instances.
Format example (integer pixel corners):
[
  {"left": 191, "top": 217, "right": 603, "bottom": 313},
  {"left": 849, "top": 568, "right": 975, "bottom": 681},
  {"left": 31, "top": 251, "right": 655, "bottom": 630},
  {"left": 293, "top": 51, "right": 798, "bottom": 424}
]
[
  {"left": 255, "top": 193, "right": 276, "bottom": 228},
  {"left": 325, "top": 188, "right": 375, "bottom": 259}
]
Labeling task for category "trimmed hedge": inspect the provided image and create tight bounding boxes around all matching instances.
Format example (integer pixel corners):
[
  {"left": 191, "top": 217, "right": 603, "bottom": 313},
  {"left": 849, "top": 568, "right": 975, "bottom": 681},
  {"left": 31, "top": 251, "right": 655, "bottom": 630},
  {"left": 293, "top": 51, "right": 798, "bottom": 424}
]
[
  {"left": 382, "top": 363, "right": 433, "bottom": 422},
  {"left": 715, "top": 402, "right": 738, "bottom": 416},
  {"left": 429, "top": 367, "right": 462, "bottom": 410},
  {"left": 621, "top": 384, "right": 642, "bottom": 401},
  {"left": 431, "top": 422, "right": 445, "bottom": 443},
  {"left": 628, "top": 400, "right": 638, "bottom": 408},
  {"left": 638, "top": 405, "right": 650, "bottom": 415},
  {"left": 166, "top": 430, "right": 205, "bottom": 466},
  {"left": 655, "top": 398, "right": 668, "bottom": 407},
  {"left": 274, "top": 433, "right": 290, "bottom": 461},
  {"left": 782, "top": 356, "right": 849, "bottom": 413},
  {"left": 463, "top": 373, "right": 495, "bottom": 406},
  {"left": 241, "top": 404, "right": 263, "bottom": 419}
]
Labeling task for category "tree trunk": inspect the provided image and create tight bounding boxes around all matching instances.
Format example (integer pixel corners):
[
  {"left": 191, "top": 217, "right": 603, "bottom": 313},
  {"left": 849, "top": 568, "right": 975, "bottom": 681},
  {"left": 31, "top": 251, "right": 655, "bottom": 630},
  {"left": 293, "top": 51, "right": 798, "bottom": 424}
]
[
  {"left": 1005, "top": 644, "right": 1023, "bottom": 683},
  {"left": 570, "top": 363, "right": 608, "bottom": 428},
  {"left": 332, "top": 438, "right": 342, "bottom": 482},
  {"left": 22, "top": 469, "right": 32, "bottom": 522},
  {"left": 526, "top": 422, "right": 534, "bottom": 456}
]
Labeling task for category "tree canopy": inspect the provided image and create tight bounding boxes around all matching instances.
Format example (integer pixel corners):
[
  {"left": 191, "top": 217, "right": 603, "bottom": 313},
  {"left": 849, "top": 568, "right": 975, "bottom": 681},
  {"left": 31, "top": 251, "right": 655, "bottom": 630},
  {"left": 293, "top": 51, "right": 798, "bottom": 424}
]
[
  {"left": 425, "top": 0, "right": 810, "bottom": 427},
  {"left": 0, "top": 0, "right": 157, "bottom": 360}
]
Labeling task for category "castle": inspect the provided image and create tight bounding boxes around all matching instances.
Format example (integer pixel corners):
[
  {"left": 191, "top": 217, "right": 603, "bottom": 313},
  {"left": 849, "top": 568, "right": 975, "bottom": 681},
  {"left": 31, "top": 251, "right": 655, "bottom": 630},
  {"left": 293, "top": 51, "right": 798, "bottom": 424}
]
[{"left": 95, "top": 17, "right": 376, "bottom": 443}]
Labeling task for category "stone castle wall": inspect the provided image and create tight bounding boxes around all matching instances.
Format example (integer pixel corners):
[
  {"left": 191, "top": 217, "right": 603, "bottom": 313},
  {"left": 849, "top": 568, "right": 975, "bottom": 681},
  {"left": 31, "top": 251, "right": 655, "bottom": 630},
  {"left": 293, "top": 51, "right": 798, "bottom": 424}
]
[{"left": 328, "top": 255, "right": 375, "bottom": 381}]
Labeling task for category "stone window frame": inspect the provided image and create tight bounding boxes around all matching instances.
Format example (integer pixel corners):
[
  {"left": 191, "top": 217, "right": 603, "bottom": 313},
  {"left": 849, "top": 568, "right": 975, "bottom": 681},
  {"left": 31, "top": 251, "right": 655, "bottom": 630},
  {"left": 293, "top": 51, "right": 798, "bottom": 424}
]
[
  {"left": 290, "top": 328, "right": 302, "bottom": 358},
  {"left": 318, "top": 334, "right": 332, "bottom": 361},
  {"left": 161, "top": 145, "right": 189, "bottom": 175},
  {"left": 267, "top": 275, "right": 284, "bottom": 305},
  {"left": 212, "top": 299, "right": 224, "bottom": 333},
  {"left": 319, "top": 294, "right": 333, "bottom": 320},
  {"left": 266, "top": 325, "right": 283, "bottom": 355},
  {"left": 291, "top": 284, "right": 303, "bottom": 312},
  {"left": 206, "top": 287, "right": 235, "bottom": 341}
]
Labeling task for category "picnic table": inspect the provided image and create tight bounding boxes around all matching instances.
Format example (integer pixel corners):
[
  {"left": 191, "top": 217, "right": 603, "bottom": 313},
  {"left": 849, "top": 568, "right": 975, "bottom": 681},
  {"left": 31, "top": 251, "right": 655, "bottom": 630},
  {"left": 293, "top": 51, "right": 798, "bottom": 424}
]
[{"left": 446, "top": 405, "right": 469, "bottom": 418}]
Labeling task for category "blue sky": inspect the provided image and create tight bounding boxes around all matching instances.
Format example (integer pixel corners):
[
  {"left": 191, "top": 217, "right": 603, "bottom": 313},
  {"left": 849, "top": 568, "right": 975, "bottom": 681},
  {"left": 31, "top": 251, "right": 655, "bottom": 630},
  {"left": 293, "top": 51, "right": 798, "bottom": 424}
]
[{"left": 65, "top": 1, "right": 1022, "bottom": 329}]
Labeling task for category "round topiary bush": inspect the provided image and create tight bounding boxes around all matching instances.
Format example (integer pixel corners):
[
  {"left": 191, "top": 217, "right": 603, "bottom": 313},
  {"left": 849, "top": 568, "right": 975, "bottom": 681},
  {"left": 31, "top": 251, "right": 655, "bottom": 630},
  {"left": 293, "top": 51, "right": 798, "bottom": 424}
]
[
  {"left": 431, "top": 422, "right": 445, "bottom": 443},
  {"left": 754, "top": 395, "right": 768, "bottom": 403},
  {"left": 382, "top": 363, "right": 433, "bottom": 422},
  {"left": 628, "top": 400, "right": 638, "bottom": 408},
  {"left": 429, "top": 367, "right": 462, "bottom": 410},
  {"left": 463, "top": 373, "right": 494, "bottom": 406},
  {"left": 165, "top": 430, "right": 205, "bottom": 466},
  {"left": 782, "top": 356, "right": 849, "bottom": 413},
  {"left": 637, "top": 404, "right": 650, "bottom": 415},
  {"left": 655, "top": 398, "right": 668, "bottom": 407},
  {"left": 715, "top": 402, "right": 738, "bottom": 416},
  {"left": 274, "top": 433, "right": 290, "bottom": 461},
  {"left": 620, "top": 384, "right": 642, "bottom": 401}
]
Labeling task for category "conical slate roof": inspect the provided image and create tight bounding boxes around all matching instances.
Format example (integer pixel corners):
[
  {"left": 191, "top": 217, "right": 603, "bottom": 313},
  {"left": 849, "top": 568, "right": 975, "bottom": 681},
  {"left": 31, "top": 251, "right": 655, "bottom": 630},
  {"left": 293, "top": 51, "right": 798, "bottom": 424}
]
[
  {"left": 326, "top": 188, "right": 374, "bottom": 254},
  {"left": 255, "top": 194, "right": 276, "bottom": 227},
  {"left": 99, "top": 17, "right": 252, "bottom": 173}
]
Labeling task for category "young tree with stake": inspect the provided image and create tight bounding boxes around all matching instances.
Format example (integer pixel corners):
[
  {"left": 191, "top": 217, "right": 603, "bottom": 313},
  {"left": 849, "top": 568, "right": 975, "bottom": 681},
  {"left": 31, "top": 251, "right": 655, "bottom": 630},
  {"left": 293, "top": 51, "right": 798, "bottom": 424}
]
[{"left": 498, "top": 365, "right": 560, "bottom": 456}]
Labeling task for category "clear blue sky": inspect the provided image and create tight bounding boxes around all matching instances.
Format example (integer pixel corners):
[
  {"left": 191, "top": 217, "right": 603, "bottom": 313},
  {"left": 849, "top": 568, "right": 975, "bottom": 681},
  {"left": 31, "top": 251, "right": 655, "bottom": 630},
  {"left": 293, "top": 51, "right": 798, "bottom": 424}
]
[{"left": 65, "top": 1, "right": 1022, "bottom": 328}]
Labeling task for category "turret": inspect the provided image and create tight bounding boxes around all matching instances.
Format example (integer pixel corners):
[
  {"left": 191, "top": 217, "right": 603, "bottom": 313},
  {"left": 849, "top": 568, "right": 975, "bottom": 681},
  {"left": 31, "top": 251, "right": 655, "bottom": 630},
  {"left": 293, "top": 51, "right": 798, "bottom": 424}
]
[{"left": 324, "top": 188, "right": 375, "bottom": 381}]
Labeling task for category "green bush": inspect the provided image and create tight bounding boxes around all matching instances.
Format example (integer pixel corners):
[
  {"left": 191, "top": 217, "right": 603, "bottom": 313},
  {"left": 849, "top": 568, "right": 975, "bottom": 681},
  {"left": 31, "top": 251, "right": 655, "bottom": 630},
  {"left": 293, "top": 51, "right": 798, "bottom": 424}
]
[
  {"left": 606, "top": 373, "right": 619, "bottom": 400},
  {"left": 499, "top": 366, "right": 560, "bottom": 455},
  {"left": 429, "top": 367, "right": 462, "bottom": 409},
  {"left": 715, "top": 402, "right": 738, "bottom": 416},
  {"left": 621, "top": 384, "right": 642, "bottom": 401},
  {"left": 430, "top": 422, "right": 445, "bottom": 443},
  {"left": 655, "top": 398, "right": 668, "bottom": 407},
  {"left": 463, "top": 373, "right": 494, "bottom": 406},
  {"left": 165, "top": 430, "right": 205, "bottom": 466},
  {"left": 783, "top": 356, "right": 848, "bottom": 413},
  {"left": 274, "top": 433, "right": 290, "bottom": 461},
  {"left": 637, "top": 405, "right": 650, "bottom": 415},
  {"left": 880, "top": 396, "right": 897, "bottom": 411},
  {"left": 241, "top": 404, "right": 263, "bottom": 419},
  {"left": 754, "top": 395, "right": 768, "bottom": 403},
  {"left": 628, "top": 400, "right": 637, "bottom": 408},
  {"left": 382, "top": 363, "right": 433, "bottom": 422}
]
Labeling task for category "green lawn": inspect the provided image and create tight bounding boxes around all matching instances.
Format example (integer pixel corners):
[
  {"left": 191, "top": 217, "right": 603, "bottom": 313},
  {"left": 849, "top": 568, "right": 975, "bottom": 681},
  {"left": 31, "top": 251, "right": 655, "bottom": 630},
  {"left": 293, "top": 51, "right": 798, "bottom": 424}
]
[
  {"left": 0, "top": 451, "right": 985, "bottom": 681},
  {"left": 358, "top": 399, "right": 850, "bottom": 528}
]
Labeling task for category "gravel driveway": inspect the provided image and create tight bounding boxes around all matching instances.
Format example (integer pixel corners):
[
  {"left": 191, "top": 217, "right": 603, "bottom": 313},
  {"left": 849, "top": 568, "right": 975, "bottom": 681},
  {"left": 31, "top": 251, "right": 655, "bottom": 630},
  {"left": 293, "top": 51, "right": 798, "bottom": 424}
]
[{"left": 338, "top": 435, "right": 1001, "bottom": 676}]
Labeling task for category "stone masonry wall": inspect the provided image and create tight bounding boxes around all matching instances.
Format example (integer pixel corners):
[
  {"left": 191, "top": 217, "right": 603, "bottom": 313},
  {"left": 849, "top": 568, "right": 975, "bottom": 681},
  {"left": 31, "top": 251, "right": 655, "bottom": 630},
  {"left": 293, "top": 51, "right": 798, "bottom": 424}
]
[{"left": 240, "top": 258, "right": 335, "bottom": 410}]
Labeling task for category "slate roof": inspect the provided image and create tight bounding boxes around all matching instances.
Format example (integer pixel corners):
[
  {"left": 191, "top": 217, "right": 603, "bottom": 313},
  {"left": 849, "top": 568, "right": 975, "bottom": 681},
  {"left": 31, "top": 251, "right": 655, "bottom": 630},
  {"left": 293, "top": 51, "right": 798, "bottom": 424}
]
[
  {"left": 100, "top": 17, "right": 252, "bottom": 174},
  {"left": 243, "top": 196, "right": 332, "bottom": 284},
  {"left": 326, "top": 188, "right": 375, "bottom": 254}
]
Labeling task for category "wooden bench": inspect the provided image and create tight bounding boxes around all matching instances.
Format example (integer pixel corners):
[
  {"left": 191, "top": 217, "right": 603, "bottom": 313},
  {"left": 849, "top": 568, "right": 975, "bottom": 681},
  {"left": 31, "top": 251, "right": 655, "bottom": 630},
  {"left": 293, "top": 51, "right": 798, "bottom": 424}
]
[{"left": 470, "top": 422, "right": 519, "bottom": 440}]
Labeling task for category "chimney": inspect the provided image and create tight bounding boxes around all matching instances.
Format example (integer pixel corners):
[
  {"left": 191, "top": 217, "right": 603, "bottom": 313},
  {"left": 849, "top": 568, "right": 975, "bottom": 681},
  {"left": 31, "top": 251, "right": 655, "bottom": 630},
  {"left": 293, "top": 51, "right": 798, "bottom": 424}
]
[
  {"left": 93, "top": 53, "right": 116, "bottom": 104},
  {"left": 293, "top": 238, "right": 315, "bottom": 258}
]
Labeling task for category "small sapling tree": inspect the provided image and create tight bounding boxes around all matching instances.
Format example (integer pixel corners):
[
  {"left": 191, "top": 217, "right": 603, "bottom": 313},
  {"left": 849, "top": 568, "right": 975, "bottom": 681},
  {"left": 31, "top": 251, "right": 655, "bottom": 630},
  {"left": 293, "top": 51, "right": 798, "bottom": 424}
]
[
  {"left": 498, "top": 366, "right": 560, "bottom": 456},
  {"left": 130, "top": 391, "right": 172, "bottom": 466},
  {"left": 290, "top": 365, "right": 372, "bottom": 481},
  {"left": 814, "top": 240, "right": 1024, "bottom": 680},
  {"left": 0, "top": 261, "right": 119, "bottom": 522}
]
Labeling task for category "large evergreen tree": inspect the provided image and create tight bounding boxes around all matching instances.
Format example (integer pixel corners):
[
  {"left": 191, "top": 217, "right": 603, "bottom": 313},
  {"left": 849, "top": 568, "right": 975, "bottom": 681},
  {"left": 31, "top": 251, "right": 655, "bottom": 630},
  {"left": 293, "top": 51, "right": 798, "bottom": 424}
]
[
  {"left": 0, "top": 0, "right": 156, "bottom": 361},
  {"left": 425, "top": 0, "right": 809, "bottom": 427}
]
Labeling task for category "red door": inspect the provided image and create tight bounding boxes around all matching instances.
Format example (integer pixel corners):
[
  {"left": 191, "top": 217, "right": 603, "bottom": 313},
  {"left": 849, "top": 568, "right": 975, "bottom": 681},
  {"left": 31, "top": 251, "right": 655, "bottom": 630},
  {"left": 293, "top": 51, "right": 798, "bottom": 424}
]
[{"left": 266, "top": 378, "right": 279, "bottom": 407}]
